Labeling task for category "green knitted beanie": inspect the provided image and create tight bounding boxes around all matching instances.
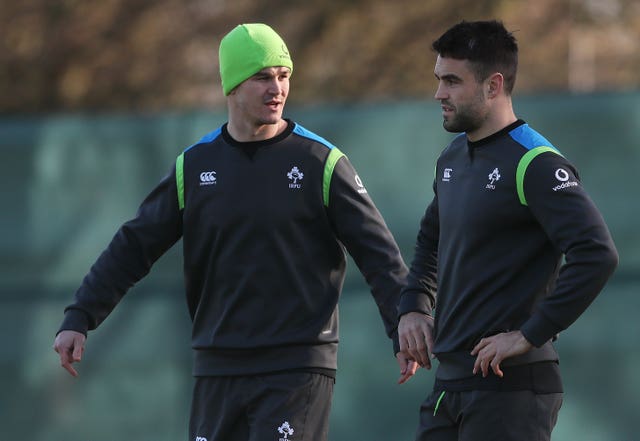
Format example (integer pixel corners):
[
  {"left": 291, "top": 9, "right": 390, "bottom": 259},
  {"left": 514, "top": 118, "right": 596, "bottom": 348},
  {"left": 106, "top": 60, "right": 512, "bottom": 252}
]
[{"left": 219, "top": 23, "right": 293, "bottom": 96}]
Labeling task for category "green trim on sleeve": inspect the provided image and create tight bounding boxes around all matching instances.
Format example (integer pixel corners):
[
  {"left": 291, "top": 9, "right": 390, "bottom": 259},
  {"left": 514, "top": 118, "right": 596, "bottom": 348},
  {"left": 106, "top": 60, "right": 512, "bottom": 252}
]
[
  {"left": 323, "top": 147, "right": 346, "bottom": 207},
  {"left": 176, "top": 152, "right": 185, "bottom": 210},
  {"left": 516, "top": 146, "right": 563, "bottom": 206}
]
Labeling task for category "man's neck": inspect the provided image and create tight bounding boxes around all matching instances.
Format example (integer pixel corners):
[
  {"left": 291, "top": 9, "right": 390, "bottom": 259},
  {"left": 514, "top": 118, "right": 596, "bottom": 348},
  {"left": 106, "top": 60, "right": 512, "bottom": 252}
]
[
  {"left": 227, "top": 118, "right": 287, "bottom": 142},
  {"left": 467, "top": 96, "right": 517, "bottom": 142}
]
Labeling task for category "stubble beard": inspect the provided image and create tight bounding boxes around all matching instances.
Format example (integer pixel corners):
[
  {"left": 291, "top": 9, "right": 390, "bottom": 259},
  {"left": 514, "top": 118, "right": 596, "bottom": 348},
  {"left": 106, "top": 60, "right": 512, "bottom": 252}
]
[
  {"left": 442, "top": 111, "right": 480, "bottom": 134},
  {"left": 442, "top": 95, "right": 486, "bottom": 134}
]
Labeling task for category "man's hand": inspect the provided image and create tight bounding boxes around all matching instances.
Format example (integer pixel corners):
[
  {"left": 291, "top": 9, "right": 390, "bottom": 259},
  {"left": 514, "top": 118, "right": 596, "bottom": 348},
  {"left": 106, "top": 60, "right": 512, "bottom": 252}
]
[
  {"left": 396, "top": 353, "right": 419, "bottom": 384},
  {"left": 470, "top": 330, "right": 533, "bottom": 378},
  {"left": 53, "top": 330, "right": 86, "bottom": 377},
  {"left": 398, "top": 312, "right": 434, "bottom": 370}
]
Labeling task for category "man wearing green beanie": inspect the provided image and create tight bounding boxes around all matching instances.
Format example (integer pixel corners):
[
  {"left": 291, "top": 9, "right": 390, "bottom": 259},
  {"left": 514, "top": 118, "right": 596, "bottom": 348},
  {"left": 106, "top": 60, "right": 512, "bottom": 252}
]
[
  {"left": 53, "top": 23, "right": 416, "bottom": 441},
  {"left": 219, "top": 23, "right": 293, "bottom": 96}
]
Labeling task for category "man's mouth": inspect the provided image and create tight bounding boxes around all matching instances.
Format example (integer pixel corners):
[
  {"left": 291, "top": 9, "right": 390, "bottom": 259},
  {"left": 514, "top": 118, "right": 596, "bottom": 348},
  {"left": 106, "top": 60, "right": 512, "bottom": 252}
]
[
  {"left": 265, "top": 100, "right": 281, "bottom": 110},
  {"left": 441, "top": 103, "right": 454, "bottom": 113}
]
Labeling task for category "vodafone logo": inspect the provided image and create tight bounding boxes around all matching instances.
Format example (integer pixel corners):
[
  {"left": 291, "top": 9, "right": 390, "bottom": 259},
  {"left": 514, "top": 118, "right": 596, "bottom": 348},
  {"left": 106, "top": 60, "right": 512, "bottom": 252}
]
[
  {"left": 199, "top": 171, "right": 217, "bottom": 186},
  {"left": 555, "top": 168, "right": 570, "bottom": 182},
  {"left": 355, "top": 175, "right": 367, "bottom": 194},
  {"left": 552, "top": 168, "right": 578, "bottom": 192}
]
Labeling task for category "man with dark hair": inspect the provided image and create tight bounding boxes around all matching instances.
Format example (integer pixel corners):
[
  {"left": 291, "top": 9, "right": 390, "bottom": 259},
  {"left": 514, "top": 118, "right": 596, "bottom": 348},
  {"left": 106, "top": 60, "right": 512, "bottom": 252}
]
[
  {"left": 431, "top": 20, "right": 518, "bottom": 95},
  {"left": 397, "top": 20, "right": 618, "bottom": 440},
  {"left": 53, "top": 23, "right": 413, "bottom": 441}
]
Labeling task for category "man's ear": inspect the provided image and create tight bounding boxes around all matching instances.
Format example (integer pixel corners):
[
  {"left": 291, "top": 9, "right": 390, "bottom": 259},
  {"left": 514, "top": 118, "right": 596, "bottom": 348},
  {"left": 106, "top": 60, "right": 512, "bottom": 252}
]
[{"left": 487, "top": 72, "right": 504, "bottom": 98}]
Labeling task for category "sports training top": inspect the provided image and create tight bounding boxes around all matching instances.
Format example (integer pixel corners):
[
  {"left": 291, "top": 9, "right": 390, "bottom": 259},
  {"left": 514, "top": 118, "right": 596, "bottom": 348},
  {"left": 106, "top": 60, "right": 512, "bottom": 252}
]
[
  {"left": 59, "top": 120, "right": 408, "bottom": 376},
  {"left": 398, "top": 120, "right": 617, "bottom": 359}
]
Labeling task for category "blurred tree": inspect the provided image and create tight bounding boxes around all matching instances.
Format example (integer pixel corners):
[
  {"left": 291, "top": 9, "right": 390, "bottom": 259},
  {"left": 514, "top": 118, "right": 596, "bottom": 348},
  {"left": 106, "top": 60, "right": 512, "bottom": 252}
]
[{"left": 0, "top": 0, "right": 638, "bottom": 113}]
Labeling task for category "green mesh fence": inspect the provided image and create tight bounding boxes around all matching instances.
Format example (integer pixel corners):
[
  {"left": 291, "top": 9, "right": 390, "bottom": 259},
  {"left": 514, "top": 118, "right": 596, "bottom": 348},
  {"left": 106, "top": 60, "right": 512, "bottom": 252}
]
[{"left": 1, "top": 93, "right": 638, "bottom": 441}]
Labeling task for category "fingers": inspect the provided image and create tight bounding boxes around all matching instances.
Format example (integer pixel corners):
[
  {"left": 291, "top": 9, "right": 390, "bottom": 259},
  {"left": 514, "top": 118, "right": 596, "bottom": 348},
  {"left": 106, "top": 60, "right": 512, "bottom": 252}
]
[
  {"left": 472, "top": 331, "right": 534, "bottom": 377},
  {"left": 55, "top": 343, "right": 79, "bottom": 377},
  {"left": 491, "top": 359, "right": 504, "bottom": 378},
  {"left": 396, "top": 355, "right": 419, "bottom": 385},
  {"left": 469, "top": 338, "right": 485, "bottom": 356},
  {"left": 62, "top": 358, "right": 79, "bottom": 377},
  {"left": 474, "top": 355, "right": 503, "bottom": 378},
  {"left": 53, "top": 331, "right": 86, "bottom": 377},
  {"left": 72, "top": 341, "right": 84, "bottom": 362},
  {"left": 412, "top": 344, "right": 432, "bottom": 369},
  {"left": 398, "top": 313, "right": 434, "bottom": 369},
  {"left": 400, "top": 334, "right": 428, "bottom": 368},
  {"left": 472, "top": 337, "right": 496, "bottom": 377},
  {"left": 471, "top": 335, "right": 510, "bottom": 377},
  {"left": 475, "top": 355, "right": 501, "bottom": 378},
  {"left": 398, "top": 365, "right": 417, "bottom": 384},
  {"left": 471, "top": 338, "right": 488, "bottom": 376},
  {"left": 396, "top": 353, "right": 409, "bottom": 384}
]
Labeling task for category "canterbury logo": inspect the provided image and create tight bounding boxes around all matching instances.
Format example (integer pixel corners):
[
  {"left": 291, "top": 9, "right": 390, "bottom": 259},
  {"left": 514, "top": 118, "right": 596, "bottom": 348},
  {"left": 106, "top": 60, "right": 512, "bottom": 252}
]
[{"left": 199, "top": 171, "right": 217, "bottom": 186}]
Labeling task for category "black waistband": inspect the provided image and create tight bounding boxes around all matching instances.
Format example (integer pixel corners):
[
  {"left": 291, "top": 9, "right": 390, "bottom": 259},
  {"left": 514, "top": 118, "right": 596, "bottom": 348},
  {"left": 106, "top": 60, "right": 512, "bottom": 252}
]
[
  {"left": 434, "top": 361, "right": 563, "bottom": 393},
  {"left": 435, "top": 342, "right": 559, "bottom": 380}
]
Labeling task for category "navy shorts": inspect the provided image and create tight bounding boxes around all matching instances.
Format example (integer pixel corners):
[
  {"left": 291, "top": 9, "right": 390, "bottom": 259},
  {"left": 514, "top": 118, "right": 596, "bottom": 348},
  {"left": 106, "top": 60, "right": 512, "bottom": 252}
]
[{"left": 189, "top": 371, "right": 334, "bottom": 441}]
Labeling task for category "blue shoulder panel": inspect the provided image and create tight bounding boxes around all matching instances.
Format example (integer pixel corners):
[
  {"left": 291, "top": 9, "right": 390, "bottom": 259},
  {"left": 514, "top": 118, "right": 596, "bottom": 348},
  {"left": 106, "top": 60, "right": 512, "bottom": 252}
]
[
  {"left": 509, "top": 124, "right": 556, "bottom": 151},
  {"left": 510, "top": 123, "right": 564, "bottom": 206},
  {"left": 291, "top": 123, "right": 345, "bottom": 207},
  {"left": 293, "top": 123, "right": 337, "bottom": 150},
  {"left": 184, "top": 126, "right": 223, "bottom": 153}
]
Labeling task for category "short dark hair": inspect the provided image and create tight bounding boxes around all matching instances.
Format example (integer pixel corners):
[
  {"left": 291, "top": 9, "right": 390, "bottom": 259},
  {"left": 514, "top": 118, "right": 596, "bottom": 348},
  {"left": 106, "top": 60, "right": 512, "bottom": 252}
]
[{"left": 432, "top": 20, "right": 518, "bottom": 94}]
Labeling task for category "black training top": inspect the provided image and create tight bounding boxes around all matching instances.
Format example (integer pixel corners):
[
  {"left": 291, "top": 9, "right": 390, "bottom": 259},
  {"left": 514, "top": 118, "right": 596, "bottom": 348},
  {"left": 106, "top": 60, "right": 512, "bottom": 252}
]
[
  {"left": 59, "top": 119, "right": 408, "bottom": 376},
  {"left": 398, "top": 120, "right": 618, "bottom": 356}
]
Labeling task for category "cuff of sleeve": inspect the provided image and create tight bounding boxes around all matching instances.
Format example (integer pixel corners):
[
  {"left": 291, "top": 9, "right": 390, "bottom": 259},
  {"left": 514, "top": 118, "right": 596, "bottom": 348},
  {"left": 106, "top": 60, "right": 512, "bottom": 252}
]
[
  {"left": 398, "top": 292, "right": 433, "bottom": 318},
  {"left": 520, "top": 313, "right": 560, "bottom": 348},
  {"left": 57, "top": 308, "right": 91, "bottom": 336}
]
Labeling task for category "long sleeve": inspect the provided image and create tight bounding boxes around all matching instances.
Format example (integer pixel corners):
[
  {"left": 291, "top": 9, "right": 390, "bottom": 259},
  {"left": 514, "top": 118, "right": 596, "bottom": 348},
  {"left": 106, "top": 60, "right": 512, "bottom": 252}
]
[
  {"left": 398, "top": 181, "right": 439, "bottom": 318},
  {"left": 325, "top": 155, "right": 408, "bottom": 350},
  {"left": 58, "top": 168, "right": 183, "bottom": 335},
  {"left": 518, "top": 152, "right": 618, "bottom": 346}
]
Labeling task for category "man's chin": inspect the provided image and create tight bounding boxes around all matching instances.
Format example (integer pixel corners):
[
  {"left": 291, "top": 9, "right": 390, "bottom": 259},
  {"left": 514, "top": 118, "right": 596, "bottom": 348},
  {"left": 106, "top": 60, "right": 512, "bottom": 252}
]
[
  {"left": 255, "top": 118, "right": 280, "bottom": 127},
  {"left": 261, "top": 113, "right": 283, "bottom": 125},
  {"left": 443, "top": 121, "right": 462, "bottom": 133}
]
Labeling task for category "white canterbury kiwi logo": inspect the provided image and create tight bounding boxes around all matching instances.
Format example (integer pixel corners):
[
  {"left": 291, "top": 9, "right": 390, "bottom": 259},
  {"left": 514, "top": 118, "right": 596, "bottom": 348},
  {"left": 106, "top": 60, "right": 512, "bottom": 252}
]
[{"left": 199, "top": 171, "right": 217, "bottom": 186}]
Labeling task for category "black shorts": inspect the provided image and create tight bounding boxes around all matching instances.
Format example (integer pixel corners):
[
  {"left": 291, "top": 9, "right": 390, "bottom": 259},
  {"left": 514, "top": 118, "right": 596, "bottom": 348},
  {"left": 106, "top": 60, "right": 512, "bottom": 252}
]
[
  {"left": 415, "top": 389, "right": 562, "bottom": 441},
  {"left": 415, "top": 362, "right": 563, "bottom": 441},
  {"left": 189, "top": 371, "right": 334, "bottom": 441}
]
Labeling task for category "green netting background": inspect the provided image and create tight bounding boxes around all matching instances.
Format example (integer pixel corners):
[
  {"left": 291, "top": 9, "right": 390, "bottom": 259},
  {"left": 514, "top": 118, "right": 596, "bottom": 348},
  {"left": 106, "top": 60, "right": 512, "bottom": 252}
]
[{"left": 1, "top": 93, "right": 638, "bottom": 440}]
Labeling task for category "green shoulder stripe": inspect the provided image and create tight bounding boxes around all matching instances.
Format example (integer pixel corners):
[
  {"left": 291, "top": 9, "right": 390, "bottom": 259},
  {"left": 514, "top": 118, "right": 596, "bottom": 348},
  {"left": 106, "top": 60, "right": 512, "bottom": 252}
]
[
  {"left": 176, "top": 152, "right": 185, "bottom": 210},
  {"left": 516, "top": 146, "right": 563, "bottom": 206},
  {"left": 323, "top": 147, "right": 346, "bottom": 207}
]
